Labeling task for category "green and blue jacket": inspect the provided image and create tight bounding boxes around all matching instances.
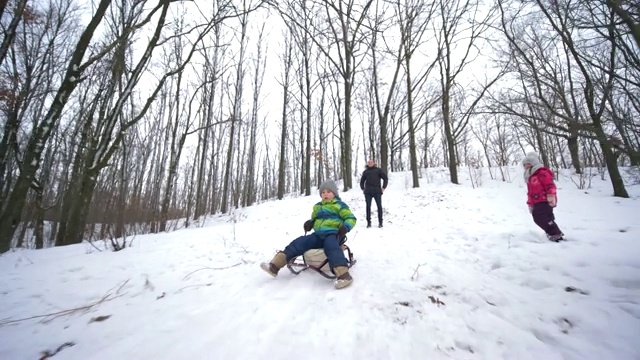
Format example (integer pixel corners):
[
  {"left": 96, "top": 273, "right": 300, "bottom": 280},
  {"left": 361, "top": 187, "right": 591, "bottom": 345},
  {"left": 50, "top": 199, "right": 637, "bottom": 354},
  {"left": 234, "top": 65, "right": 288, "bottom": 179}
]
[{"left": 310, "top": 197, "right": 357, "bottom": 233}]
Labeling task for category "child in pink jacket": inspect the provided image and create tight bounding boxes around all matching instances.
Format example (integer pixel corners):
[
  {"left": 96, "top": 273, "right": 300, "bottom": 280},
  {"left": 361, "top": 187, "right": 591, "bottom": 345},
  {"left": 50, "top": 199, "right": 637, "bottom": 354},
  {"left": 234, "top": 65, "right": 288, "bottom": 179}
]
[{"left": 522, "top": 152, "right": 564, "bottom": 242}]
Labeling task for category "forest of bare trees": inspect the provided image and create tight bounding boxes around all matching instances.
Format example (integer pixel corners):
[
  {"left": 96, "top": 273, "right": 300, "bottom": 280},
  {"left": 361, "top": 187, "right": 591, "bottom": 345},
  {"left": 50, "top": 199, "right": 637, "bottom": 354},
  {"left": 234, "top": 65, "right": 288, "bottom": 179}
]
[{"left": 0, "top": 0, "right": 638, "bottom": 253}]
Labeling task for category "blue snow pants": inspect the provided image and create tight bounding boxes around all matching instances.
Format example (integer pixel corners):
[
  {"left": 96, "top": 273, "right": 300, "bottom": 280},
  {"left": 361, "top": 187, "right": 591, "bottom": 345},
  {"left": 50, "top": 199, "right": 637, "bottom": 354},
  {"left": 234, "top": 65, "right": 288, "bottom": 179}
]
[{"left": 283, "top": 232, "right": 347, "bottom": 269}]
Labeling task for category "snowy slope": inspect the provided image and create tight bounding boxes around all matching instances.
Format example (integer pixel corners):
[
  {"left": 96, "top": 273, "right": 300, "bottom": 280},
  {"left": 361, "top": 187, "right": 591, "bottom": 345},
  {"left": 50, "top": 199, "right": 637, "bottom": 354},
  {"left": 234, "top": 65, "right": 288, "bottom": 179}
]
[{"left": 1, "top": 167, "right": 639, "bottom": 360}]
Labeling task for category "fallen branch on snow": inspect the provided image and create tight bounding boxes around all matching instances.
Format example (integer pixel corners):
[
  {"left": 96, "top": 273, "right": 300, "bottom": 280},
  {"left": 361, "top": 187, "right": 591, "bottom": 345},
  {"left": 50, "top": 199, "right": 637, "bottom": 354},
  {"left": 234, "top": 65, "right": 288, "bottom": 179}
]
[
  {"left": 0, "top": 279, "right": 129, "bottom": 327},
  {"left": 39, "top": 341, "right": 75, "bottom": 359},
  {"left": 428, "top": 295, "right": 446, "bottom": 307}
]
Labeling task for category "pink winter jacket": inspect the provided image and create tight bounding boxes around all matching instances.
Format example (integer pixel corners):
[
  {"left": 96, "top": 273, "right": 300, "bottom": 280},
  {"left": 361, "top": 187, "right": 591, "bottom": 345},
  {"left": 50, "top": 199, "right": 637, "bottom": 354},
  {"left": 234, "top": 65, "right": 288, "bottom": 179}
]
[{"left": 526, "top": 167, "right": 557, "bottom": 205}]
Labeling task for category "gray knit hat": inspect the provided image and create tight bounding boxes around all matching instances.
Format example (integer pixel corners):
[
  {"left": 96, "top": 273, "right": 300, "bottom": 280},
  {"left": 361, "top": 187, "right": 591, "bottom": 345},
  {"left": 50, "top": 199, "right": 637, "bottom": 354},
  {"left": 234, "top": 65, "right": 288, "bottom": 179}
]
[
  {"left": 522, "top": 152, "right": 541, "bottom": 166},
  {"left": 319, "top": 180, "right": 339, "bottom": 197},
  {"left": 522, "top": 152, "right": 544, "bottom": 181}
]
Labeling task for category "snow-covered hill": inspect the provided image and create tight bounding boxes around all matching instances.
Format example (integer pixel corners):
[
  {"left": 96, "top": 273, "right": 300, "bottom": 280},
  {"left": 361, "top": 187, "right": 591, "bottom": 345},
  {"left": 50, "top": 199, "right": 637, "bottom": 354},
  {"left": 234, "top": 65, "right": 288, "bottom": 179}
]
[{"left": 1, "top": 167, "right": 639, "bottom": 359}]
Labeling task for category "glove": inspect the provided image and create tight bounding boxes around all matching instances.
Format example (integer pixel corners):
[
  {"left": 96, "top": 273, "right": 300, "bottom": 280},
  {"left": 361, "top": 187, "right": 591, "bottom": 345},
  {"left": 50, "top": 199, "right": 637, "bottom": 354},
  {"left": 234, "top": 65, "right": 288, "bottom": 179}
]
[
  {"left": 303, "top": 220, "right": 314, "bottom": 232},
  {"left": 337, "top": 225, "right": 347, "bottom": 237},
  {"left": 547, "top": 195, "right": 557, "bottom": 207},
  {"left": 528, "top": 205, "right": 533, "bottom": 214}
]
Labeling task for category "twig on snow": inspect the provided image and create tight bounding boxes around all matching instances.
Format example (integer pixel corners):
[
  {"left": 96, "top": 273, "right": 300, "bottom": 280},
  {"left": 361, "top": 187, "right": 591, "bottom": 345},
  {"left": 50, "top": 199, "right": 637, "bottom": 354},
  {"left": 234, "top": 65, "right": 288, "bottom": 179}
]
[
  {"left": 411, "top": 263, "right": 428, "bottom": 281},
  {"left": 175, "top": 283, "right": 213, "bottom": 294},
  {"left": 86, "top": 239, "right": 104, "bottom": 253},
  {"left": 182, "top": 263, "right": 242, "bottom": 281}
]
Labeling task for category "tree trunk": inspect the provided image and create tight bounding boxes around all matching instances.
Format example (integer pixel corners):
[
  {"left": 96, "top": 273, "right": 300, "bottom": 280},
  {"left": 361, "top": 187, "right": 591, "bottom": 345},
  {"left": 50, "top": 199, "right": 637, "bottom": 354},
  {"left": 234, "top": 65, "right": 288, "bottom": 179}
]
[
  {"left": 405, "top": 56, "right": 419, "bottom": 188},
  {"left": 343, "top": 71, "right": 353, "bottom": 189},
  {"left": 594, "top": 126, "right": 629, "bottom": 197},
  {"left": 304, "top": 54, "right": 312, "bottom": 196},
  {"left": 160, "top": 65, "right": 185, "bottom": 232},
  {"left": 442, "top": 89, "right": 459, "bottom": 184},
  {"left": 159, "top": 134, "right": 186, "bottom": 232},
  {"left": 221, "top": 121, "right": 236, "bottom": 214},
  {"left": 0, "top": 110, "right": 20, "bottom": 210},
  {"left": 32, "top": 185, "right": 45, "bottom": 249},
  {"left": 58, "top": 168, "right": 99, "bottom": 246},
  {"left": 567, "top": 123, "right": 581, "bottom": 173},
  {"left": 277, "top": 79, "right": 288, "bottom": 200},
  {"left": 114, "top": 143, "right": 127, "bottom": 238},
  {"left": 534, "top": 121, "right": 548, "bottom": 166},
  {"left": 55, "top": 110, "right": 94, "bottom": 247},
  {"left": 0, "top": 0, "right": 28, "bottom": 68}
]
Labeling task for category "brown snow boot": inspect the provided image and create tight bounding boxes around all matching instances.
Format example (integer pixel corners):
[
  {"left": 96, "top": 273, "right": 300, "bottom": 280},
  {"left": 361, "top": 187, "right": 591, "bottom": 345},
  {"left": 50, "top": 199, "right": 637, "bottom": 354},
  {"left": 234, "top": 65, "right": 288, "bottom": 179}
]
[
  {"left": 333, "top": 266, "right": 353, "bottom": 289},
  {"left": 260, "top": 251, "right": 287, "bottom": 277}
]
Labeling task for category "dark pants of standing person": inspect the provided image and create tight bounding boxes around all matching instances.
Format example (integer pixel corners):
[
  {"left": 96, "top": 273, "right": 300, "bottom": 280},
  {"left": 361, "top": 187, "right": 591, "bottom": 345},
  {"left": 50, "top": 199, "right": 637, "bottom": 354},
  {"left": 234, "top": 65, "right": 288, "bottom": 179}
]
[
  {"left": 365, "top": 193, "right": 383, "bottom": 226},
  {"left": 531, "top": 202, "right": 562, "bottom": 236}
]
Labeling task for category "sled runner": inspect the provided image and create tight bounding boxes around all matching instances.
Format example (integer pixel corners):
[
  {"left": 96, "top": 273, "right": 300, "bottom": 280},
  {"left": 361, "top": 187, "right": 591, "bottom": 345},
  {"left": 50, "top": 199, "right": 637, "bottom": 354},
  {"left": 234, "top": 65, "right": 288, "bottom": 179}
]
[{"left": 286, "top": 236, "right": 356, "bottom": 279}]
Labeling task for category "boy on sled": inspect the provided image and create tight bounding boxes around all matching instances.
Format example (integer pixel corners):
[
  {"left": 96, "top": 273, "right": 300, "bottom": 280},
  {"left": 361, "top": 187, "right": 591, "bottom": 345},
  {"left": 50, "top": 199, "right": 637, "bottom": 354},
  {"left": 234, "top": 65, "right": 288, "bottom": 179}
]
[{"left": 260, "top": 180, "right": 357, "bottom": 289}]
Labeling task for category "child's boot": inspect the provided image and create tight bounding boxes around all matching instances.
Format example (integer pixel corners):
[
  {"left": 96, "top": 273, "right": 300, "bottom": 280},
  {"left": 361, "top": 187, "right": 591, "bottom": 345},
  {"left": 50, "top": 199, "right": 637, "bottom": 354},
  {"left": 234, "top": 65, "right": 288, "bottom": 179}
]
[
  {"left": 260, "top": 251, "right": 287, "bottom": 277},
  {"left": 333, "top": 266, "right": 353, "bottom": 289}
]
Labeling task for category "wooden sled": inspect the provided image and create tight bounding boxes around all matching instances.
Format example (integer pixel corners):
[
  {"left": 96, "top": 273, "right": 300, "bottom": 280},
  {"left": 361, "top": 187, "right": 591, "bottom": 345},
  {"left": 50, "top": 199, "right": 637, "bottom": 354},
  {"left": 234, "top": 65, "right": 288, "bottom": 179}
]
[{"left": 286, "top": 236, "right": 356, "bottom": 279}]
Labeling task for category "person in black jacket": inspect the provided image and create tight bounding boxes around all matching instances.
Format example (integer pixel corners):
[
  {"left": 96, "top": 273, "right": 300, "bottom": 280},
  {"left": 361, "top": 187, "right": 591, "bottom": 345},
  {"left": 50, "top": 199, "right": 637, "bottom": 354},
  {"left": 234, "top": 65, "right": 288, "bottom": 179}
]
[{"left": 359, "top": 159, "right": 388, "bottom": 228}]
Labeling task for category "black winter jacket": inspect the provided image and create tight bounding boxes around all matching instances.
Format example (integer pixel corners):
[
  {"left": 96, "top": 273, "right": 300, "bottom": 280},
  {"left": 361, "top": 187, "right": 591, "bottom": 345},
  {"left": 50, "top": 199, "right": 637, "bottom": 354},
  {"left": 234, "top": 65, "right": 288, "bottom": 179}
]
[{"left": 359, "top": 166, "right": 388, "bottom": 194}]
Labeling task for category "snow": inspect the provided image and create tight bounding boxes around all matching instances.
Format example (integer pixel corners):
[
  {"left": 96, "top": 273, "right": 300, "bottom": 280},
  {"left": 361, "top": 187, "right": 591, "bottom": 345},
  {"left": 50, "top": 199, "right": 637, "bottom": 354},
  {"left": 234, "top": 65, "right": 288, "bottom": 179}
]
[{"left": 1, "top": 167, "right": 639, "bottom": 360}]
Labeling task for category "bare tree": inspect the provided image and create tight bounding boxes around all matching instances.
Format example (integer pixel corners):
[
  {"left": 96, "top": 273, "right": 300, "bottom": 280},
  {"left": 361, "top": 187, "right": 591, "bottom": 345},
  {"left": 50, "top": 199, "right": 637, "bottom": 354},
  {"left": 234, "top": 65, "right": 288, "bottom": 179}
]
[
  {"left": 0, "top": 0, "right": 116, "bottom": 253},
  {"left": 496, "top": 0, "right": 630, "bottom": 197},
  {"left": 55, "top": 0, "right": 177, "bottom": 246},
  {"left": 55, "top": 0, "right": 264, "bottom": 246},
  {"left": 0, "top": 0, "right": 29, "bottom": 68},
  {"left": 283, "top": 0, "right": 317, "bottom": 195},
  {"left": 435, "top": 0, "right": 499, "bottom": 184},
  {"left": 277, "top": 0, "right": 375, "bottom": 190},
  {"left": 369, "top": 0, "right": 401, "bottom": 173},
  {"left": 606, "top": 0, "right": 640, "bottom": 48},
  {"left": 242, "top": 24, "right": 267, "bottom": 206},
  {"left": 397, "top": 0, "right": 437, "bottom": 187},
  {"left": 537, "top": 0, "right": 630, "bottom": 197},
  {"left": 193, "top": 20, "right": 226, "bottom": 221},
  {"left": 470, "top": 117, "right": 494, "bottom": 178},
  {"left": 277, "top": 31, "right": 294, "bottom": 200},
  {"left": 220, "top": 7, "right": 251, "bottom": 214},
  {"left": 158, "top": 15, "right": 224, "bottom": 231}
]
